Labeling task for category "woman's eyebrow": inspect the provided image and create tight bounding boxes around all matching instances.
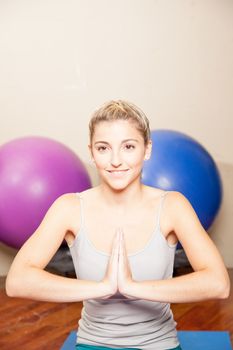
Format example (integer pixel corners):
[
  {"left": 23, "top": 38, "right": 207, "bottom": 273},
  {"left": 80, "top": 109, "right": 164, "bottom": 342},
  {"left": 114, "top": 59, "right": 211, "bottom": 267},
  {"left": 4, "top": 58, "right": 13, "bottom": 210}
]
[{"left": 94, "top": 139, "right": 139, "bottom": 145}]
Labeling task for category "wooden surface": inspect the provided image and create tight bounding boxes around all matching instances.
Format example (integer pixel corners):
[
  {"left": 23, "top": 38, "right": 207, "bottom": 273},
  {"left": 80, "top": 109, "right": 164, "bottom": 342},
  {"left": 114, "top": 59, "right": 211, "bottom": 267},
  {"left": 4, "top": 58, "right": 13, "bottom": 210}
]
[
  {"left": 0, "top": 268, "right": 232, "bottom": 349},
  {"left": 172, "top": 268, "right": 233, "bottom": 341}
]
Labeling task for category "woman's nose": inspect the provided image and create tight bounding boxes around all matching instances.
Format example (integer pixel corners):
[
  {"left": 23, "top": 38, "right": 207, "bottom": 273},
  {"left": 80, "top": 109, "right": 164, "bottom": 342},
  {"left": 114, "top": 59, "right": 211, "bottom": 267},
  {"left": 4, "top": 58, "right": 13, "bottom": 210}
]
[{"left": 110, "top": 152, "right": 122, "bottom": 167}]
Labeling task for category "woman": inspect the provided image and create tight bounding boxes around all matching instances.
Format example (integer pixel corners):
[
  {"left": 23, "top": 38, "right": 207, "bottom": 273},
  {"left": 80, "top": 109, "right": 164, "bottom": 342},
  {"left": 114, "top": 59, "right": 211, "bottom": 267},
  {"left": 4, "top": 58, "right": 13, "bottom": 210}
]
[{"left": 6, "top": 100, "right": 230, "bottom": 350}]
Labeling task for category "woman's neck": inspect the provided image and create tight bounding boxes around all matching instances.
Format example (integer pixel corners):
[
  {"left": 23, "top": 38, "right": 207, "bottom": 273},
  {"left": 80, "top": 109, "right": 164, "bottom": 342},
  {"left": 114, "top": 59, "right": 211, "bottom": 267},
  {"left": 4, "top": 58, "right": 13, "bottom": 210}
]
[{"left": 97, "top": 182, "right": 146, "bottom": 210}]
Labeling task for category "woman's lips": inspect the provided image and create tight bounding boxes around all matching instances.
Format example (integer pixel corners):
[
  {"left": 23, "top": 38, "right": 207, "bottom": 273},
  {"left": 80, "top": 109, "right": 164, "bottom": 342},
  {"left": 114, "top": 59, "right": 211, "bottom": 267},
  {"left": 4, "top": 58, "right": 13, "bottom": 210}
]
[{"left": 107, "top": 169, "right": 129, "bottom": 177}]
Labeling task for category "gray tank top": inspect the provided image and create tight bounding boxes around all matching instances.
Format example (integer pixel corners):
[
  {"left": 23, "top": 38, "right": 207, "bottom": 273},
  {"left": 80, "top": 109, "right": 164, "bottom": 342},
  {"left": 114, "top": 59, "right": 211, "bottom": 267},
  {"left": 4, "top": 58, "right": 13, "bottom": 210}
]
[{"left": 69, "top": 191, "right": 179, "bottom": 350}]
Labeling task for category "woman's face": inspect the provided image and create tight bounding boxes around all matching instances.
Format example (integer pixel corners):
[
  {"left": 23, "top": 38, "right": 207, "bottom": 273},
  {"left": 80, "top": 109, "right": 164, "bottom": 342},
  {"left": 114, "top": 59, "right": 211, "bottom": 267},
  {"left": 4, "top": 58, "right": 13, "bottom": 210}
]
[{"left": 89, "top": 120, "right": 152, "bottom": 190}]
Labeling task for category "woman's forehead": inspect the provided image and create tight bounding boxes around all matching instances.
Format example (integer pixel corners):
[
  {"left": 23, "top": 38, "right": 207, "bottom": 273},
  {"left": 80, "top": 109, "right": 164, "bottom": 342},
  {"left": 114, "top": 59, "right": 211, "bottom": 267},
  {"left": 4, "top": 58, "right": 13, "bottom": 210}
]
[{"left": 93, "top": 120, "right": 141, "bottom": 138}]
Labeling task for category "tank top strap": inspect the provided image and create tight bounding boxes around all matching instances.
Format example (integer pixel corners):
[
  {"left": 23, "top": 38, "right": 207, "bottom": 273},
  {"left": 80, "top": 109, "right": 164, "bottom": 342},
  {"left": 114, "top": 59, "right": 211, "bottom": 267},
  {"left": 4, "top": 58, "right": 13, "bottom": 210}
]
[
  {"left": 156, "top": 191, "right": 169, "bottom": 229},
  {"left": 76, "top": 192, "right": 85, "bottom": 228}
]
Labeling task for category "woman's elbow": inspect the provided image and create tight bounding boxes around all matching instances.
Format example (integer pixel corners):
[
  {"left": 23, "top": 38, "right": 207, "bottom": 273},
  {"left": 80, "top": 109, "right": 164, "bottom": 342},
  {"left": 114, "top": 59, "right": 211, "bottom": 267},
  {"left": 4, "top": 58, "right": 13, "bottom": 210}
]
[
  {"left": 5, "top": 274, "right": 18, "bottom": 297},
  {"left": 215, "top": 274, "right": 230, "bottom": 299},
  {"left": 5, "top": 271, "right": 25, "bottom": 298},
  {"left": 219, "top": 281, "right": 230, "bottom": 299}
]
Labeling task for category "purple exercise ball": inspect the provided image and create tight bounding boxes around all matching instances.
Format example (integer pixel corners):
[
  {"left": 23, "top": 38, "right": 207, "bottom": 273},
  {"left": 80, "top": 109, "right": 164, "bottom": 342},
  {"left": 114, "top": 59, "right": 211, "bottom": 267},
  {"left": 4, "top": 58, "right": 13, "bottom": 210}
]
[{"left": 0, "top": 136, "right": 92, "bottom": 249}]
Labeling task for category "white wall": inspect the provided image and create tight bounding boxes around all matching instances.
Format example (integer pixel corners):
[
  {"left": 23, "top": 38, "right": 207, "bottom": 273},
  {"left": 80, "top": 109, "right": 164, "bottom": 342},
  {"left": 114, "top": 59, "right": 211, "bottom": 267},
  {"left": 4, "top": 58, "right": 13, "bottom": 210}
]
[{"left": 0, "top": 0, "right": 233, "bottom": 275}]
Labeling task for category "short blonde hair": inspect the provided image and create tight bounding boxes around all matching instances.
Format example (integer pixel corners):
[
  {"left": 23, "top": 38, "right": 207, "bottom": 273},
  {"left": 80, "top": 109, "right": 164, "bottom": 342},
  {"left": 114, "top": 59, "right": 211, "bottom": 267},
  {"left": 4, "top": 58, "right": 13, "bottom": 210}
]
[{"left": 89, "top": 100, "right": 151, "bottom": 145}]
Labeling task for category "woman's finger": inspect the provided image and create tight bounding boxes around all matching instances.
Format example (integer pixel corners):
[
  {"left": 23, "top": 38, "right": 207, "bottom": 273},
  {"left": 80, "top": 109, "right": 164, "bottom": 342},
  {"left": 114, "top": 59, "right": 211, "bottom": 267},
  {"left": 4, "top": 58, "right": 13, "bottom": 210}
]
[{"left": 109, "top": 230, "right": 120, "bottom": 262}]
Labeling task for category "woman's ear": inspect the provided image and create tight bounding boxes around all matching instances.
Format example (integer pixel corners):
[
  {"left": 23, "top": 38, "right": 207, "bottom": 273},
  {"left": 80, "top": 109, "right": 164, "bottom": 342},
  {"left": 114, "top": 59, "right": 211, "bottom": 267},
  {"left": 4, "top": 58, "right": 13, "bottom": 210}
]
[{"left": 144, "top": 140, "right": 152, "bottom": 160}]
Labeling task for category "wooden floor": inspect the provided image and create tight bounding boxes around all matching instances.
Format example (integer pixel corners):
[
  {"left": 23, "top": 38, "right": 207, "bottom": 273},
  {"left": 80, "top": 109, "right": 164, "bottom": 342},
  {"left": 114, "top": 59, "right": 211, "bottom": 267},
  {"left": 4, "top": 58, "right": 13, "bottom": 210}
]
[{"left": 0, "top": 268, "right": 232, "bottom": 350}]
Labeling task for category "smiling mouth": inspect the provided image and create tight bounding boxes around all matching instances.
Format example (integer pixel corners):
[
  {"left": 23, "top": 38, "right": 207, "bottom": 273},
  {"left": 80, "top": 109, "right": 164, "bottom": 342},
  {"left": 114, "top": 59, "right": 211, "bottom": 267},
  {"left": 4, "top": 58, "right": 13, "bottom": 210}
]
[
  {"left": 107, "top": 170, "right": 129, "bottom": 173},
  {"left": 106, "top": 170, "right": 129, "bottom": 176}
]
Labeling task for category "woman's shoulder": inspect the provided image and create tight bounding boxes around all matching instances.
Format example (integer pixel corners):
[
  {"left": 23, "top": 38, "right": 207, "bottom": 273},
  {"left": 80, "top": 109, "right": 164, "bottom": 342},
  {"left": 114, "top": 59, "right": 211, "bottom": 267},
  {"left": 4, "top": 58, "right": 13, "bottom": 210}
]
[
  {"left": 152, "top": 189, "right": 192, "bottom": 219},
  {"left": 143, "top": 185, "right": 168, "bottom": 202},
  {"left": 76, "top": 186, "right": 100, "bottom": 203},
  {"left": 55, "top": 187, "right": 97, "bottom": 204},
  {"left": 49, "top": 191, "right": 87, "bottom": 219},
  {"left": 164, "top": 190, "right": 189, "bottom": 205},
  {"left": 144, "top": 186, "right": 189, "bottom": 209},
  {"left": 145, "top": 186, "right": 186, "bottom": 199},
  {"left": 53, "top": 192, "right": 79, "bottom": 207}
]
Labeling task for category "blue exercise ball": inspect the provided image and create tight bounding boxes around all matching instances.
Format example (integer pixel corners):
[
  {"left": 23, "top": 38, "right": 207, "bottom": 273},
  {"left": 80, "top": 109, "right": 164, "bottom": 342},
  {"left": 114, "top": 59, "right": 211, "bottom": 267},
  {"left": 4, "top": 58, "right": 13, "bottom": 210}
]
[{"left": 141, "top": 130, "right": 222, "bottom": 230}]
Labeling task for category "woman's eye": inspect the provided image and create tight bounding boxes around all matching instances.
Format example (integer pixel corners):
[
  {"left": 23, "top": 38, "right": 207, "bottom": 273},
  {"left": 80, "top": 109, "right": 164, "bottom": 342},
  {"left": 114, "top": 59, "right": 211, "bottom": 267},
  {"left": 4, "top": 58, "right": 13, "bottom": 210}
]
[
  {"left": 125, "top": 144, "right": 135, "bottom": 150},
  {"left": 97, "top": 146, "right": 107, "bottom": 152},
  {"left": 96, "top": 144, "right": 135, "bottom": 152}
]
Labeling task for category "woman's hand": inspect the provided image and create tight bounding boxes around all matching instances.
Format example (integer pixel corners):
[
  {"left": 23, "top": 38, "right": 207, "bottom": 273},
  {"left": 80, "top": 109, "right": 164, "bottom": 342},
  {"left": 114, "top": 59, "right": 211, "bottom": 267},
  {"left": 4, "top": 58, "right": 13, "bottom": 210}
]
[
  {"left": 101, "top": 230, "right": 120, "bottom": 299},
  {"left": 117, "top": 228, "right": 135, "bottom": 299},
  {"left": 101, "top": 228, "right": 135, "bottom": 300}
]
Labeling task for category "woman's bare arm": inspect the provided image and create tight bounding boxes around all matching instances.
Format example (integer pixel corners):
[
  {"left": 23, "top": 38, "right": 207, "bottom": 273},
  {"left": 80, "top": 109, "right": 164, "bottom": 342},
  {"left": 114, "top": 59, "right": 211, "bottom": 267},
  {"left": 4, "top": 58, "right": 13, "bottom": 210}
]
[
  {"left": 119, "top": 191, "right": 230, "bottom": 303},
  {"left": 5, "top": 193, "right": 113, "bottom": 302}
]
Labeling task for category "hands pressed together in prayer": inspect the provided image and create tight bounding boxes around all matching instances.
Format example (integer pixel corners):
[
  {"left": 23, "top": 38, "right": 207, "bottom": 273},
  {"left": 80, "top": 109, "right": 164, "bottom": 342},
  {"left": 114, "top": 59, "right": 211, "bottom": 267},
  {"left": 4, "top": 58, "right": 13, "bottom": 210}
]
[{"left": 101, "top": 228, "right": 135, "bottom": 300}]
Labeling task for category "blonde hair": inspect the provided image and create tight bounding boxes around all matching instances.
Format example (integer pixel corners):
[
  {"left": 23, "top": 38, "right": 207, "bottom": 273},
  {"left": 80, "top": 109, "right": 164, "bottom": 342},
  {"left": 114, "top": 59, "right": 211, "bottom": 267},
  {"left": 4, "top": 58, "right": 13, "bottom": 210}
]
[{"left": 89, "top": 100, "right": 151, "bottom": 145}]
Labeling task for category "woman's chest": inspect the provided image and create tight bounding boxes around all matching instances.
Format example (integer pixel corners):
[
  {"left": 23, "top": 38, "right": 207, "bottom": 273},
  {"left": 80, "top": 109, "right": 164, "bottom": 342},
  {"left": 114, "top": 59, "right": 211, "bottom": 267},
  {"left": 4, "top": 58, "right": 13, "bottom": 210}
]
[
  {"left": 83, "top": 211, "right": 158, "bottom": 255},
  {"left": 73, "top": 226, "right": 175, "bottom": 282}
]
